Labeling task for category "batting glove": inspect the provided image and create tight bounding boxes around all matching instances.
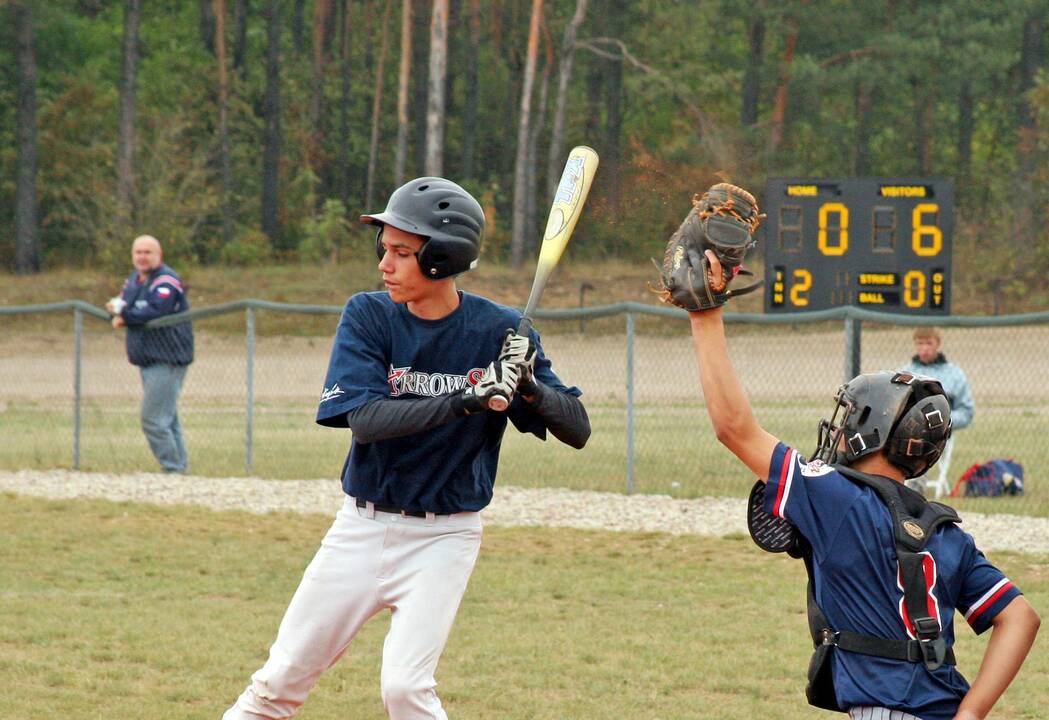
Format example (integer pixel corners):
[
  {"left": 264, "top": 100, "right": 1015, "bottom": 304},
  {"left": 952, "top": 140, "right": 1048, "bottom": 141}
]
[
  {"left": 454, "top": 360, "right": 521, "bottom": 415},
  {"left": 497, "top": 328, "right": 537, "bottom": 394},
  {"left": 516, "top": 363, "right": 538, "bottom": 397}
]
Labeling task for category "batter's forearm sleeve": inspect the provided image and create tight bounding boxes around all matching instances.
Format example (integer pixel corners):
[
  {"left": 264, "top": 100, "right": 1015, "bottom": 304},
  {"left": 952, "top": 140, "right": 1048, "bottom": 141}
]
[
  {"left": 345, "top": 396, "right": 459, "bottom": 443},
  {"left": 525, "top": 382, "right": 591, "bottom": 449}
]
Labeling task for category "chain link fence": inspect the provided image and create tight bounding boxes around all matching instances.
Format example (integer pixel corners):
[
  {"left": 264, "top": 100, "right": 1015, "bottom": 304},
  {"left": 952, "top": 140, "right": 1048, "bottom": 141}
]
[{"left": 2, "top": 300, "right": 1047, "bottom": 514}]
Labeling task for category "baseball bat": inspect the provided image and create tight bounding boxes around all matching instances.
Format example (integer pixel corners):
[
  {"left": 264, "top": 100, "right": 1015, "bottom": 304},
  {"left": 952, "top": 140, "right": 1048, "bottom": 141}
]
[{"left": 489, "top": 145, "right": 600, "bottom": 411}]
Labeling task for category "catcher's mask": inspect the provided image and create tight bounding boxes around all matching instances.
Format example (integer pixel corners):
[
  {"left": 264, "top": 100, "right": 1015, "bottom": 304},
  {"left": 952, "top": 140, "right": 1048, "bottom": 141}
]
[
  {"left": 814, "top": 371, "right": 952, "bottom": 479},
  {"left": 362, "top": 177, "right": 485, "bottom": 280}
]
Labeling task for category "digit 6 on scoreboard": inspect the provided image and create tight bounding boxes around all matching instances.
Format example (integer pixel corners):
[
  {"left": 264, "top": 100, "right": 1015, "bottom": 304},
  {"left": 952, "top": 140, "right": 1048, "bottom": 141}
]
[{"left": 912, "top": 203, "right": 942, "bottom": 256}]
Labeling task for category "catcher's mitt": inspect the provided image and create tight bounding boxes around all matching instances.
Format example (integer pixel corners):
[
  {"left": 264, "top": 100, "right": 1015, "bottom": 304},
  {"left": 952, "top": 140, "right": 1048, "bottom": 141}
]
[{"left": 655, "top": 182, "right": 765, "bottom": 311}]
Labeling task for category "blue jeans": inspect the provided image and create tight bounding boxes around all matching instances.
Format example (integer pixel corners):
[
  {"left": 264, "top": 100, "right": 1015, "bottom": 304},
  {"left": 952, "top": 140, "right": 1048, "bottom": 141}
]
[{"left": 139, "top": 363, "right": 189, "bottom": 473}]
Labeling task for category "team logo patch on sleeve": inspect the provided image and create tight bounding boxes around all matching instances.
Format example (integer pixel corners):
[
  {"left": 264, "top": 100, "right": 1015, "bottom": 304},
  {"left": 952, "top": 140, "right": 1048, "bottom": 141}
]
[
  {"left": 320, "top": 383, "right": 345, "bottom": 402},
  {"left": 801, "top": 459, "right": 834, "bottom": 477},
  {"left": 156, "top": 286, "right": 172, "bottom": 297},
  {"left": 150, "top": 274, "right": 183, "bottom": 291}
]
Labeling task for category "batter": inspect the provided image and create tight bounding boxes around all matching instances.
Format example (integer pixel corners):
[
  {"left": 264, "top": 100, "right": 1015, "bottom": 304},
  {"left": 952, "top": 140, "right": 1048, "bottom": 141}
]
[{"left": 223, "top": 177, "right": 590, "bottom": 719}]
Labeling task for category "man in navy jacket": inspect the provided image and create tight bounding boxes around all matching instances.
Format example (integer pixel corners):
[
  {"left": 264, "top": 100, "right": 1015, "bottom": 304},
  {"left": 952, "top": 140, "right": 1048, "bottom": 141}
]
[{"left": 107, "top": 235, "right": 194, "bottom": 473}]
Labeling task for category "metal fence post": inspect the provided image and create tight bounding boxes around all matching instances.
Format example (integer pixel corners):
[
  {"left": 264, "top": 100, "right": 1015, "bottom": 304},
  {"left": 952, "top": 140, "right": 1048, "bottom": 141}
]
[
  {"left": 843, "top": 314, "right": 862, "bottom": 383},
  {"left": 246, "top": 306, "right": 255, "bottom": 475},
  {"left": 625, "top": 311, "right": 636, "bottom": 494},
  {"left": 579, "top": 282, "right": 594, "bottom": 333},
  {"left": 73, "top": 307, "right": 82, "bottom": 470}
]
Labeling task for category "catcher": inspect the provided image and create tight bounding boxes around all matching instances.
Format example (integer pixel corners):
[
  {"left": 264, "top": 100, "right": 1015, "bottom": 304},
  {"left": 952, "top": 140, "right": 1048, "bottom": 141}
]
[{"left": 658, "top": 183, "right": 1040, "bottom": 720}]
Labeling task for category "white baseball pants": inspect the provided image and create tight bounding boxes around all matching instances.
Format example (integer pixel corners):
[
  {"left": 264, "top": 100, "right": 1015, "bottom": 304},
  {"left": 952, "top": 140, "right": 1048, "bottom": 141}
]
[{"left": 223, "top": 496, "right": 482, "bottom": 720}]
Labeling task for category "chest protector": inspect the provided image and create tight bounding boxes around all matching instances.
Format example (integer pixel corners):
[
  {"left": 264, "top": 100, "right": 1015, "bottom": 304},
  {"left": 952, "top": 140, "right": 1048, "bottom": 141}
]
[{"left": 748, "top": 468, "right": 961, "bottom": 713}]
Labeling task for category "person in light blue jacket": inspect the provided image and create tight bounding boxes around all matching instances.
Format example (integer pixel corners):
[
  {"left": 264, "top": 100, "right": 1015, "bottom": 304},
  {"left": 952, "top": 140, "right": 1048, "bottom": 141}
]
[
  {"left": 901, "top": 327, "right": 974, "bottom": 496},
  {"left": 901, "top": 327, "right": 974, "bottom": 429}
]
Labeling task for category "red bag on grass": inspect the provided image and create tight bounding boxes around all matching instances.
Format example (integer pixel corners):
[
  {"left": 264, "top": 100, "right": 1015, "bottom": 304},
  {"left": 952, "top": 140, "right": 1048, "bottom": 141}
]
[{"left": 951, "top": 459, "right": 1025, "bottom": 498}]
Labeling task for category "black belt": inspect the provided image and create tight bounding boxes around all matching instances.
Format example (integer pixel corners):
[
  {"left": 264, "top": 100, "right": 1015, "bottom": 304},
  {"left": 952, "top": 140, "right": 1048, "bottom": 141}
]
[
  {"left": 830, "top": 629, "right": 956, "bottom": 668},
  {"left": 356, "top": 497, "right": 428, "bottom": 518}
]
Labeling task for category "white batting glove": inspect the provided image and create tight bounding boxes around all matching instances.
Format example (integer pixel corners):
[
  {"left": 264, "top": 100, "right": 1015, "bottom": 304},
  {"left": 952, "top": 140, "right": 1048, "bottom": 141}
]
[
  {"left": 497, "top": 328, "right": 537, "bottom": 394},
  {"left": 456, "top": 361, "right": 520, "bottom": 415},
  {"left": 498, "top": 328, "right": 536, "bottom": 367}
]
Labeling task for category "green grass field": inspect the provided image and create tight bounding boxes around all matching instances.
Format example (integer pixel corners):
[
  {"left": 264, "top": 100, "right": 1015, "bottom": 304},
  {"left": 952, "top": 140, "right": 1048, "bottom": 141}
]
[{"left": 1, "top": 494, "right": 1046, "bottom": 720}]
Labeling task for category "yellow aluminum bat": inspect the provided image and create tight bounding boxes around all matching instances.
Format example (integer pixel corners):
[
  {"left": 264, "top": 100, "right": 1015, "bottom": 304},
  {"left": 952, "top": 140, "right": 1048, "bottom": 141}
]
[{"left": 489, "top": 145, "right": 600, "bottom": 411}]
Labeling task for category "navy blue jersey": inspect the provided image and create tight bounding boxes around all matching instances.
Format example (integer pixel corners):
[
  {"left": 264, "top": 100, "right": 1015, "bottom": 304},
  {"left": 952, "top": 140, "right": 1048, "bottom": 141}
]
[
  {"left": 764, "top": 443, "right": 1021, "bottom": 719},
  {"left": 119, "top": 263, "right": 194, "bottom": 367},
  {"left": 316, "top": 291, "right": 581, "bottom": 513}
]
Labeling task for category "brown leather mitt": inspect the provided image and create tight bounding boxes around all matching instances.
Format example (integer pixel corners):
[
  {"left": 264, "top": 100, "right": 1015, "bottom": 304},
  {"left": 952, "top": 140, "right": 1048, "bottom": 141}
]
[{"left": 656, "top": 183, "right": 765, "bottom": 311}]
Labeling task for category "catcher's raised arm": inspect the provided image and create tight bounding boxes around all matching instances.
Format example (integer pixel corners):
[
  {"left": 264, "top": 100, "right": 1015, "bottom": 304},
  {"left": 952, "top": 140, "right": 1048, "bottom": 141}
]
[
  {"left": 658, "top": 182, "right": 778, "bottom": 479},
  {"left": 656, "top": 182, "right": 765, "bottom": 311}
]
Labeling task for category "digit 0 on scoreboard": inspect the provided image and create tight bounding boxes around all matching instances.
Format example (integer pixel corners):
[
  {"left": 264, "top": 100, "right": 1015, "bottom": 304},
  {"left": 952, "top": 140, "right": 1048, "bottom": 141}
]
[{"left": 762, "top": 178, "right": 953, "bottom": 315}]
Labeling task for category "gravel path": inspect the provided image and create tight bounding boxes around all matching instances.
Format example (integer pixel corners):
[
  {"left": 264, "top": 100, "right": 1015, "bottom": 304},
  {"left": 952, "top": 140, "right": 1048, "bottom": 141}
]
[{"left": 2, "top": 469, "right": 1048, "bottom": 555}]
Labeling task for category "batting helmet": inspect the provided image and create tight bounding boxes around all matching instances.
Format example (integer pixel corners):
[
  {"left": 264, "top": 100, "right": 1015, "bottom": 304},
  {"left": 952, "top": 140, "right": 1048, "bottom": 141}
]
[
  {"left": 361, "top": 177, "right": 485, "bottom": 279},
  {"left": 814, "top": 371, "right": 952, "bottom": 479}
]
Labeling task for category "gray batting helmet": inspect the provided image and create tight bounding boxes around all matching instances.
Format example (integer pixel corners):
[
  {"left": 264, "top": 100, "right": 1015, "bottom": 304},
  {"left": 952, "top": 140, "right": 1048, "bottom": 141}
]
[
  {"left": 814, "top": 371, "right": 952, "bottom": 479},
  {"left": 361, "top": 177, "right": 485, "bottom": 279}
]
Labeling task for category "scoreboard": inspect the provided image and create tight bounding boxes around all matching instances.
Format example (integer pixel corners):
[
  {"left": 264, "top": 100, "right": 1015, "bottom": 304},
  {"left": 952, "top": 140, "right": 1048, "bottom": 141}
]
[{"left": 763, "top": 178, "right": 953, "bottom": 314}]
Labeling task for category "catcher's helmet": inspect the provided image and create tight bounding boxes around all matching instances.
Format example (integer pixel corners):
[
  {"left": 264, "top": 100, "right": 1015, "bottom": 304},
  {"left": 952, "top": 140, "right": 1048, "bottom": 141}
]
[
  {"left": 814, "top": 371, "right": 952, "bottom": 479},
  {"left": 361, "top": 177, "right": 484, "bottom": 279}
]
